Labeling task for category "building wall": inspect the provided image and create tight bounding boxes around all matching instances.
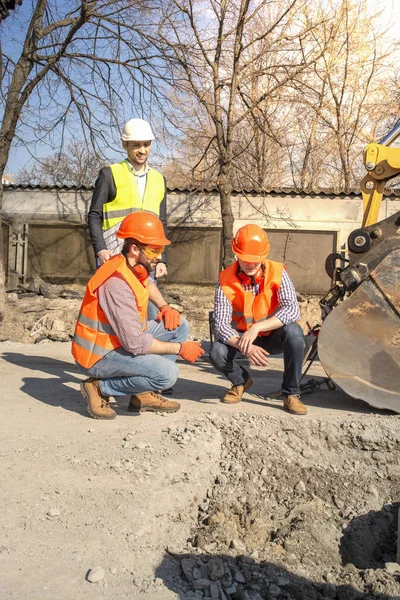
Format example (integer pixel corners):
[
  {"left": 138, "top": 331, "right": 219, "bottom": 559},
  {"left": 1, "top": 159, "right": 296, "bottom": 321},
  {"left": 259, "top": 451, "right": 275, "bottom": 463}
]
[
  {"left": 3, "top": 187, "right": 400, "bottom": 293},
  {"left": 28, "top": 223, "right": 95, "bottom": 282},
  {"left": 167, "top": 189, "right": 400, "bottom": 252}
]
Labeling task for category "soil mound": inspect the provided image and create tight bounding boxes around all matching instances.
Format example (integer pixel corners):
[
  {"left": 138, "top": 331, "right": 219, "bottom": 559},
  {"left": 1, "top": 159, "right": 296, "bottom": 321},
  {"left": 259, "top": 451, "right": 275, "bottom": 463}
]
[{"left": 157, "top": 414, "right": 400, "bottom": 599}]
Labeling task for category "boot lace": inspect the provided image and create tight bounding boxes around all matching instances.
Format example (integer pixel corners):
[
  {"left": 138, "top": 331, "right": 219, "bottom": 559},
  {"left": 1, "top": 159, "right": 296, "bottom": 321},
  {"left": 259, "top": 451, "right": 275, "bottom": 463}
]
[{"left": 150, "top": 391, "right": 169, "bottom": 404}]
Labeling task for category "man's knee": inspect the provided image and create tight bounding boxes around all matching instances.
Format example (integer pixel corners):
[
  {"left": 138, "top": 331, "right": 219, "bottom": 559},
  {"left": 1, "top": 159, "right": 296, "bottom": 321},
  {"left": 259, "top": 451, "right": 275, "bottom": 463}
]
[
  {"left": 165, "top": 362, "right": 180, "bottom": 388},
  {"left": 157, "top": 360, "right": 180, "bottom": 389},
  {"left": 209, "top": 341, "right": 229, "bottom": 370},
  {"left": 283, "top": 323, "right": 305, "bottom": 347}
]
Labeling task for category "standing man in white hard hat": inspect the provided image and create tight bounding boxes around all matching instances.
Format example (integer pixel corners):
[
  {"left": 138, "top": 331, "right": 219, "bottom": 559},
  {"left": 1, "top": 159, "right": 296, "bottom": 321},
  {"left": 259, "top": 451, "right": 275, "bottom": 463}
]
[{"left": 88, "top": 118, "right": 168, "bottom": 280}]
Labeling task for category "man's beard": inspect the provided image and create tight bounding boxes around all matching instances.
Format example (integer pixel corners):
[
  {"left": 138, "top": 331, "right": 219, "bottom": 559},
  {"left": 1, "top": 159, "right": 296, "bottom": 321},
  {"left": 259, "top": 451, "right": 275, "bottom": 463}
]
[{"left": 139, "top": 256, "right": 156, "bottom": 273}]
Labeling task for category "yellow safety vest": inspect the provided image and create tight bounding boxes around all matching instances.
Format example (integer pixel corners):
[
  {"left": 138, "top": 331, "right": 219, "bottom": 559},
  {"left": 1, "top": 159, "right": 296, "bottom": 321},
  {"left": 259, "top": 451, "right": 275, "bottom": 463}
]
[{"left": 102, "top": 160, "right": 165, "bottom": 231}]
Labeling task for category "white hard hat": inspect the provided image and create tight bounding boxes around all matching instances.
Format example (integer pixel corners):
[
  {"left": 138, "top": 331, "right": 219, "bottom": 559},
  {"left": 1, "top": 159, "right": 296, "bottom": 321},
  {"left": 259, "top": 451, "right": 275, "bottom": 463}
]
[{"left": 120, "top": 118, "right": 155, "bottom": 142}]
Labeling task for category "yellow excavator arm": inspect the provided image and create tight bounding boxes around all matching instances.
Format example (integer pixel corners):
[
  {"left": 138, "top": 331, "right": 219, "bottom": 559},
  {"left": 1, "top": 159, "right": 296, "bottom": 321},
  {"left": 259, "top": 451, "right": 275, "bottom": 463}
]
[
  {"left": 317, "top": 123, "right": 400, "bottom": 413},
  {"left": 361, "top": 123, "right": 400, "bottom": 226}
]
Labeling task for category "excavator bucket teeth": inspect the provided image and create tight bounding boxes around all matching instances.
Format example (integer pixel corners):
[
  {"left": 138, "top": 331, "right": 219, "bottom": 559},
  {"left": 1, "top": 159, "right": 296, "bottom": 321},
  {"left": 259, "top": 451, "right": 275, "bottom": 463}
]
[{"left": 318, "top": 249, "right": 400, "bottom": 412}]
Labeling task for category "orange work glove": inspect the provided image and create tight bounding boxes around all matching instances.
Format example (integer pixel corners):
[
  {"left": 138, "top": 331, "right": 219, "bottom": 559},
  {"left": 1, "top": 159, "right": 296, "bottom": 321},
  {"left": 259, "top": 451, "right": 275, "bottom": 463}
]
[
  {"left": 179, "top": 341, "right": 205, "bottom": 363},
  {"left": 156, "top": 304, "right": 181, "bottom": 330}
]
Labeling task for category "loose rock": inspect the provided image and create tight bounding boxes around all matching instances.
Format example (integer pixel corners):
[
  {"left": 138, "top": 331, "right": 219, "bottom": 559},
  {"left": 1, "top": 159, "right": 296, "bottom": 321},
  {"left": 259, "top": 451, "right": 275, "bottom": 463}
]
[{"left": 86, "top": 566, "right": 105, "bottom": 583}]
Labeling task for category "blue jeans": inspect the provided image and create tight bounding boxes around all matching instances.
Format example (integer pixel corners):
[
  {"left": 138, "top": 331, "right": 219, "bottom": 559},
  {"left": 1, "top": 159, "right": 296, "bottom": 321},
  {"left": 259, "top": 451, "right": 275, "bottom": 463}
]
[
  {"left": 78, "top": 318, "right": 189, "bottom": 397},
  {"left": 209, "top": 323, "right": 305, "bottom": 396}
]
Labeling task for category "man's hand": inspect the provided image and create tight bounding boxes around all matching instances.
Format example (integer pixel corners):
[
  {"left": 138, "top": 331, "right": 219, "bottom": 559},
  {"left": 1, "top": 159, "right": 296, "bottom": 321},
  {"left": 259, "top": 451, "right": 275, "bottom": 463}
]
[
  {"left": 155, "top": 262, "right": 168, "bottom": 278},
  {"left": 179, "top": 341, "right": 205, "bottom": 363},
  {"left": 237, "top": 325, "right": 260, "bottom": 355},
  {"left": 246, "top": 346, "right": 269, "bottom": 367},
  {"left": 156, "top": 304, "right": 181, "bottom": 330},
  {"left": 98, "top": 249, "right": 112, "bottom": 264}
]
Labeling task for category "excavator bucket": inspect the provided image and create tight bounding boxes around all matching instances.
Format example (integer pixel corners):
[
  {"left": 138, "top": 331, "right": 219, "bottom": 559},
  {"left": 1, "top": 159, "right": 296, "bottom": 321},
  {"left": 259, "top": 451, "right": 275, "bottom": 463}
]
[{"left": 318, "top": 248, "right": 400, "bottom": 413}]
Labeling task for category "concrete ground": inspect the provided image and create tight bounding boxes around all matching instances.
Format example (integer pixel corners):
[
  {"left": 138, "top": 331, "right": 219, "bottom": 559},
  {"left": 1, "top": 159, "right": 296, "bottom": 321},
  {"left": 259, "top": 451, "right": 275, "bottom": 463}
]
[{"left": 0, "top": 341, "right": 392, "bottom": 600}]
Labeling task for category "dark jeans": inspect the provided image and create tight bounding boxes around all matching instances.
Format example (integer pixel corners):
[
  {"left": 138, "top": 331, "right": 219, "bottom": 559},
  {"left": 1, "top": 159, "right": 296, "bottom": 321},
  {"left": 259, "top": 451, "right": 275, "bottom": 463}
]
[{"left": 209, "top": 323, "right": 305, "bottom": 396}]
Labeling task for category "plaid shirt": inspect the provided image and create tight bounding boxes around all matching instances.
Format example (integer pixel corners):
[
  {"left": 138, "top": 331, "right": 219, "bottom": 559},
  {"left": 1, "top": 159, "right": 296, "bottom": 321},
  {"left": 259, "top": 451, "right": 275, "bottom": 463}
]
[
  {"left": 97, "top": 274, "right": 155, "bottom": 355},
  {"left": 214, "top": 268, "right": 300, "bottom": 343}
]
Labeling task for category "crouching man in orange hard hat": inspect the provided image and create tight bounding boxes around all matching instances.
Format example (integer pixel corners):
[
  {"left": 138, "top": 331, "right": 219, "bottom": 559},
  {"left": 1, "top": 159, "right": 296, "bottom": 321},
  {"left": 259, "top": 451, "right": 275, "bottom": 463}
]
[
  {"left": 72, "top": 212, "right": 204, "bottom": 420},
  {"left": 210, "top": 224, "right": 307, "bottom": 415}
]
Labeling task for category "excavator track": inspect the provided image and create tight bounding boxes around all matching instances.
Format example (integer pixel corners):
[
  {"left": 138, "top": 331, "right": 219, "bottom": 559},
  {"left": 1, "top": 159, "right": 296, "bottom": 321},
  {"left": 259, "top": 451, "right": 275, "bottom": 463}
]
[{"left": 318, "top": 248, "right": 400, "bottom": 413}]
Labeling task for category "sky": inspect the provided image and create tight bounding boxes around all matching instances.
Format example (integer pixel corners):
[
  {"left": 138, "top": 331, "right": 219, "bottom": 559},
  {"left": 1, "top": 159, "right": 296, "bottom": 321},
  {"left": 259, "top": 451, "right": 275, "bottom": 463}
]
[{"left": 2, "top": 0, "right": 400, "bottom": 178}]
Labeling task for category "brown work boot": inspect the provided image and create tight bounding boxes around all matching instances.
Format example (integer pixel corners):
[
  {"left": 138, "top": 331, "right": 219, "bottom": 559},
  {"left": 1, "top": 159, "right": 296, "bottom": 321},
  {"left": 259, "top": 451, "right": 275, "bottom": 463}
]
[
  {"left": 129, "top": 391, "right": 180, "bottom": 413},
  {"left": 283, "top": 394, "right": 307, "bottom": 415},
  {"left": 220, "top": 375, "right": 253, "bottom": 404},
  {"left": 80, "top": 378, "right": 117, "bottom": 420}
]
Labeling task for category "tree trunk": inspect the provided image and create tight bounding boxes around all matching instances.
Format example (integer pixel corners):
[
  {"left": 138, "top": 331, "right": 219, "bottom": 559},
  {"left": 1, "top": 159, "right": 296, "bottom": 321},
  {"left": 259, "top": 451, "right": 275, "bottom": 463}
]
[
  {"left": 217, "top": 162, "right": 235, "bottom": 269},
  {"left": 0, "top": 134, "right": 16, "bottom": 321},
  {"left": 337, "top": 133, "right": 351, "bottom": 191},
  {"left": 0, "top": 184, "right": 5, "bottom": 323}
]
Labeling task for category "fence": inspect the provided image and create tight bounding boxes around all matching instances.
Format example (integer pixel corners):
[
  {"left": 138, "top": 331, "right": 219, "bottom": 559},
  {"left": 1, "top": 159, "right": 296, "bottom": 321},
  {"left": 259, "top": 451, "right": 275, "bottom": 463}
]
[{"left": 3, "top": 185, "right": 400, "bottom": 293}]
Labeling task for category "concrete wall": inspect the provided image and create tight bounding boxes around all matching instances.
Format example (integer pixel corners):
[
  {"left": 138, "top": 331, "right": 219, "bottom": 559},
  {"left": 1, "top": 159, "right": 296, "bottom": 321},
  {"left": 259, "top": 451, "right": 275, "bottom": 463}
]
[
  {"left": 167, "top": 189, "right": 400, "bottom": 252},
  {"left": 2, "top": 188, "right": 91, "bottom": 224},
  {"left": 3, "top": 186, "right": 400, "bottom": 292},
  {"left": 28, "top": 223, "right": 95, "bottom": 281}
]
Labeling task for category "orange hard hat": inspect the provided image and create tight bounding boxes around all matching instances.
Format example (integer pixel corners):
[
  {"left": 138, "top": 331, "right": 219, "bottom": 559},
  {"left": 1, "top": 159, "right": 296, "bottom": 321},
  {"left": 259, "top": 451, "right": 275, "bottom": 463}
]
[
  {"left": 232, "top": 224, "right": 270, "bottom": 261},
  {"left": 116, "top": 212, "right": 171, "bottom": 246}
]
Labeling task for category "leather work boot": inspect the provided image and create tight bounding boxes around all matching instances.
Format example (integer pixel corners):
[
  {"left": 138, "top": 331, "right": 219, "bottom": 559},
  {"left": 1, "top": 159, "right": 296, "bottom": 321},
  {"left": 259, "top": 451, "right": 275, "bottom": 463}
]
[
  {"left": 283, "top": 394, "right": 307, "bottom": 415},
  {"left": 80, "top": 378, "right": 117, "bottom": 420},
  {"left": 220, "top": 375, "right": 253, "bottom": 404},
  {"left": 129, "top": 391, "right": 180, "bottom": 413}
]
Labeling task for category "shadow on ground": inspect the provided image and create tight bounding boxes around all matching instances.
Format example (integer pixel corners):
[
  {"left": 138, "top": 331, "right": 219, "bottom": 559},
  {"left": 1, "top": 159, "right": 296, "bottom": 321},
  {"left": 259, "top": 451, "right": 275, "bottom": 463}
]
[
  {"left": 1, "top": 348, "right": 393, "bottom": 418},
  {"left": 340, "top": 504, "right": 400, "bottom": 570},
  {"left": 154, "top": 550, "right": 400, "bottom": 599},
  {"left": 0, "top": 351, "right": 87, "bottom": 414},
  {"left": 189, "top": 351, "right": 392, "bottom": 415}
]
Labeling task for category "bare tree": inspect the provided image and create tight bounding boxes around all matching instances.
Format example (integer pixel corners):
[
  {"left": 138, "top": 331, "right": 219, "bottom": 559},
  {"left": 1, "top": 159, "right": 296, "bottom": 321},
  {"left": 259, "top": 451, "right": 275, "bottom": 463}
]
[
  {"left": 0, "top": 0, "right": 164, "bottom": 319},
  {"left": 154, "top": 0, "right": 330, "bottom": 266},
  {"left": 286, "top": 0, "right": 394, "bottom": 190},
  {"left": 0, "top": 0, "right": 22, "bottom": 22},
  {"left": 16, "top": 141, "right": 109, "bottom": 187}
]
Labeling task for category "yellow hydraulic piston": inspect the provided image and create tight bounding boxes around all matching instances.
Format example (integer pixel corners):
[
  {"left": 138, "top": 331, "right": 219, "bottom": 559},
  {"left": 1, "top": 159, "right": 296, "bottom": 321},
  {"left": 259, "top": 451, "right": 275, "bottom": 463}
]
[{"left": 361, "top": 124, "right": 400, "bottom": 226}]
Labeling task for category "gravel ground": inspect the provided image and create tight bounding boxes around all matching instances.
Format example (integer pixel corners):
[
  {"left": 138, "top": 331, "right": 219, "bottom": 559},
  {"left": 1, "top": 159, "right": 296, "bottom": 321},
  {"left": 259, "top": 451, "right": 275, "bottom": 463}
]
[{"left": 1, "top": 340, "right": 400, "bottom": 599}]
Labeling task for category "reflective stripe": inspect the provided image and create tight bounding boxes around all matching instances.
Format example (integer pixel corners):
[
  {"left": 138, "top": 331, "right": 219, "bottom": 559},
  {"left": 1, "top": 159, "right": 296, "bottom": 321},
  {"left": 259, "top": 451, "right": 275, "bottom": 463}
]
[
  {"left": 233, "top": 311, "right": 253, "bottom": 323},
  {"left": 73, "top": 333, "right": 110, "bottom": 358},
  {"left": 104, "top": 207, "right": 158, "bottom": 221},
  {"left": 78, "top": 312, "right": 116, "bottom": 336},
  {"left": 105, "top": 207, "right": 135, "bottom": 220}
]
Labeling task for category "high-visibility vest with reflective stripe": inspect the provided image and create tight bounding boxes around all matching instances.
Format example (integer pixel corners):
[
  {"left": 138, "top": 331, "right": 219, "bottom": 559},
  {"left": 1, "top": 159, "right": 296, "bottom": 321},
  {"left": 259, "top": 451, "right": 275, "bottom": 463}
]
[
  {"left": 219, "top": 260, "right": 284, "bottom": 334},
  {"left": 72, "top": 255, "right": 149, "bottom": 369},
  {"left": 102, "top": 160, "right": 165, "bottom": 231}
]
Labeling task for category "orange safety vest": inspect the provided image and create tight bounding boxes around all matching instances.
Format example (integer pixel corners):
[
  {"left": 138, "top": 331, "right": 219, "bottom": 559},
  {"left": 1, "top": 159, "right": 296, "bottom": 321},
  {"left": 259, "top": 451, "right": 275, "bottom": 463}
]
[
  {"left": 219, "top": 260, "right": 284, "bottom": 334},
  {"left": 72, "top": 255, "right": 149, "bottom": 369}
]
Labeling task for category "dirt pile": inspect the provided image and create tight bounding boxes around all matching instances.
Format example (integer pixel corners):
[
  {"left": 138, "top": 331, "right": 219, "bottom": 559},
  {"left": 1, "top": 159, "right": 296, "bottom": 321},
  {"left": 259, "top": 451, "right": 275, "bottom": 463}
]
[{"left": 157, "top": 414, "right": 400, "bottom": 600}]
